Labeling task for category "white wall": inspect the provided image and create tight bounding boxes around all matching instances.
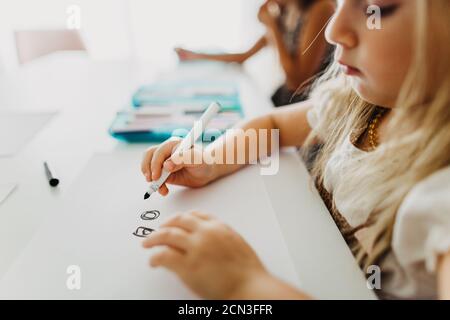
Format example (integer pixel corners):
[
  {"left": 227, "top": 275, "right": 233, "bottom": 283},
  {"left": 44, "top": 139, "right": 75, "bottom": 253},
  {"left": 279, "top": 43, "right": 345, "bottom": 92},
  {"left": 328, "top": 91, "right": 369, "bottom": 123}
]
[
  {"left": 0, "top": 0, "right": 266, "bottom": 70},
  {"left": 128, "top": 0, "right": 265, "bottom": 63},
  {"left": 0, "top": 0, "right": 131, "bottom": 68}
]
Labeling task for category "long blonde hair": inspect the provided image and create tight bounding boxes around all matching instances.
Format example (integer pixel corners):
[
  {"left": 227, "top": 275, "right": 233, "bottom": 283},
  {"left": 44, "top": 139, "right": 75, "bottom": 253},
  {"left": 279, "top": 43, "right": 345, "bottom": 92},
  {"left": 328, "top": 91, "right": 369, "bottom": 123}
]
[{"left": 303, "top": 0, "right": 450, "bottom": 269}]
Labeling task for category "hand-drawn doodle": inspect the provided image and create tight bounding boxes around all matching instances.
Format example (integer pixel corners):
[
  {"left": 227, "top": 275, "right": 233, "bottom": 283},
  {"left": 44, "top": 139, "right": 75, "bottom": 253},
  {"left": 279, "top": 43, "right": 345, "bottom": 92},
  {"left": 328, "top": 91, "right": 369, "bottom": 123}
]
[
  {"left": 140, "top": 210, "right": 160, "bottom": 221},
  {"left": 132, "top": 210, "right": 161, "bottom": 238},
  {"left": 133, "top": 226, "right": 155, "bottom": 238}
]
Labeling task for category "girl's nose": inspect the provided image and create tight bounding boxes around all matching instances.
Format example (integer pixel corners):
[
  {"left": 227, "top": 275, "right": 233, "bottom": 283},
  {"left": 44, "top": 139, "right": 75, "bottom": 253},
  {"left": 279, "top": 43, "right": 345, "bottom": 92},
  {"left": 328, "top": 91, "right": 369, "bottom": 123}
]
[{"left": 325, "top": 2, "right": 358, "bottom": 50}]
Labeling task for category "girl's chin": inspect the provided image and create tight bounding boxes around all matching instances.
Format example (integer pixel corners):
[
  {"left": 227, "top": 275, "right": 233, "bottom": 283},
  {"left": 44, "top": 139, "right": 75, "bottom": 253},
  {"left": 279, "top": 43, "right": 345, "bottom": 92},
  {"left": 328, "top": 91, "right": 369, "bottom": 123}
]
[
  {"left": 350, "top": 82, "right": 387, "bottom": 106},
  {"left": 350, "top": 80, "right": 369, "bottom": 99}
]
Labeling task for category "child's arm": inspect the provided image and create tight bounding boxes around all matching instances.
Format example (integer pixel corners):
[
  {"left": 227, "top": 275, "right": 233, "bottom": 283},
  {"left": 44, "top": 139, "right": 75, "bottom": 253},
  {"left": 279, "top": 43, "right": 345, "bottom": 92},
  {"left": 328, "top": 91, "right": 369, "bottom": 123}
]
[
  {"left": 143, "top": 211, "right": 312, "bottom": 300},
  {"left": 175, "top": 36, "right": 267, "bottom": 64},
  {"left": 141, "top": 103, "right": 315, "bottom": 298},
  {"left": 210, "top": 100, "right": 314, "bottom": 180},
  {"left": 438, "top": 250, "right": 450, "bottom": 300},
  {"left": 141, "top": 100, "right": 314, "bottom": 196}
]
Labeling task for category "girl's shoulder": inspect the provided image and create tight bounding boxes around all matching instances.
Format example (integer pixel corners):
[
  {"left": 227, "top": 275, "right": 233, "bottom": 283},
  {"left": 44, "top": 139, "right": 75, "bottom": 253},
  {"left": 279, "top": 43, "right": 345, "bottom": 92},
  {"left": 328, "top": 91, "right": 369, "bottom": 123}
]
[
  {"left": 408, "top": 166, "right": 450, "bottom": 198},
  {"left": 393, "top": 165, "right": 450, "bottom": 273},
  {"left": 400, "top": 166, "right": 450, "bottom": 213}
]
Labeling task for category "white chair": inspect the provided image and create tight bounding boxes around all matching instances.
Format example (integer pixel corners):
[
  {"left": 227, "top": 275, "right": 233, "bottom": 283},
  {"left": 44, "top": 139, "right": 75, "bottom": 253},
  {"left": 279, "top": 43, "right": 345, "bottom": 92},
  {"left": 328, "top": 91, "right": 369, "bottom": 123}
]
[{"left": 14, "top": 30, "right": 87, "bottom": 65}]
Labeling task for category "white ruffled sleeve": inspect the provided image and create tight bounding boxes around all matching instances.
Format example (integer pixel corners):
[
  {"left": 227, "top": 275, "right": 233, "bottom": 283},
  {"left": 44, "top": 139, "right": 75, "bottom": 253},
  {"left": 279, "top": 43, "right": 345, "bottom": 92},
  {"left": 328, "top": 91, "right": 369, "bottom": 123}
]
[{"left": 392, "top": 166, "right": 450, "bottom": 274}]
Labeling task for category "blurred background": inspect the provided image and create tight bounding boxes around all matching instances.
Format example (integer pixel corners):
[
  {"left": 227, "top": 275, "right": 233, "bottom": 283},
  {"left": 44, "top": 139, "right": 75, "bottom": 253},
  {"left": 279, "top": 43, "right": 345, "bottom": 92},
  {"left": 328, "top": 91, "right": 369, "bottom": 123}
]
[{"left": 0, "top": 0, "right": 271, "bottom": 69}]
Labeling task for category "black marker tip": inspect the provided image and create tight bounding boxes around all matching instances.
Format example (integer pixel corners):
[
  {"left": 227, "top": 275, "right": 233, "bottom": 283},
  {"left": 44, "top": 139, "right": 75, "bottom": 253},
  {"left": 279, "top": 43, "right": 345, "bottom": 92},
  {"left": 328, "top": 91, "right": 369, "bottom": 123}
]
[
  {"left": 144, "top": 192, "right": 150, "bottom": 200},
  {"left": 49, "top": 178, "right": 60, "bottom": 187}
]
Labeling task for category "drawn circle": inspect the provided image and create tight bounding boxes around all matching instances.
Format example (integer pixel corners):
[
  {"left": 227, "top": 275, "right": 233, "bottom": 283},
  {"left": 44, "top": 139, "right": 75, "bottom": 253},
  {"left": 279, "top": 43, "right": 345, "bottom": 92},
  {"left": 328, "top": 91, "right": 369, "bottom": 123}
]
[
  {"left": 133, "top": 227, "right": 155, "bottom": 238},
  {"left": 141, "top": 210, "right": 160, "bottom": 220}
]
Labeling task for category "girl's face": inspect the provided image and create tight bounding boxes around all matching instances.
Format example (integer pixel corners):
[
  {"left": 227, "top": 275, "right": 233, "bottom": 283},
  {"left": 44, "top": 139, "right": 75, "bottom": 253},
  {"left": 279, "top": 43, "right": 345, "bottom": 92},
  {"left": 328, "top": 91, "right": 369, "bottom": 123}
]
[{"left": 325, "top": 0, "right": 416, "bottom": 108}]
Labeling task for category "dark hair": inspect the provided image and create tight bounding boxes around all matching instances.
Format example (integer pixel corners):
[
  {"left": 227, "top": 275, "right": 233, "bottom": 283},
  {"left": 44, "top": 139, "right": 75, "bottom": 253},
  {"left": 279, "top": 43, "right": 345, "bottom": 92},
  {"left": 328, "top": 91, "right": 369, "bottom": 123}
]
[{"left": 297, "top": 0, "right": 317, "bottom": 10}]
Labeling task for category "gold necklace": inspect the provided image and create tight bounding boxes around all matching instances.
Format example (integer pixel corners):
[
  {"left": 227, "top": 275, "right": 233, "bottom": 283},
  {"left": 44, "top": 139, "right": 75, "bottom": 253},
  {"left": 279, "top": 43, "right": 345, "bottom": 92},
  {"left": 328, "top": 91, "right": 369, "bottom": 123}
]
[{"left": 368, "top": 108, "right": 387, "bottom": 150}]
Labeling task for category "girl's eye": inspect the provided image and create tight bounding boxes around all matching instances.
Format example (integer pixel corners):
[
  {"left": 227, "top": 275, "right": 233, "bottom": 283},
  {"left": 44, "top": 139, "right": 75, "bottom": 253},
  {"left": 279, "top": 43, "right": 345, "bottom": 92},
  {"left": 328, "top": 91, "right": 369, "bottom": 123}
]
[
  {"left": 379, "top": 4, "right": 398, "bottom": 17},
  {"left": 366, "top": 4, "right": 399, "bottom": 18}
]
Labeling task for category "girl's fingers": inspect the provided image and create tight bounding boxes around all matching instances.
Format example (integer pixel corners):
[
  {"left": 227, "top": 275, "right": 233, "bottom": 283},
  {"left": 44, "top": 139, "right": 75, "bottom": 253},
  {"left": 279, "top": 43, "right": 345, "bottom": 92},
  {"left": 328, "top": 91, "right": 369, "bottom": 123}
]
[
  {"left": 150, "top": 138, "right": 181, "bottom": 181},
  {"left": 163, "top": 158, "right": 177, "bottom": 172},
  {"left": 158, "top": 183, "right": 169, "bottom": 196},
  {"left": 190, "top": 211, "right": 212, "bottom": 221},
  {"left": 161, "top": 212, "right": 201, "bottom": 232},
  {"left": 141, "top": 147, "right": 156, "bottom": 181},
  {"left": 165, "top": 146, "right": 203, "bottom": 172},
  {"left": 149, "top": 247, "right": 185, "bottom": 271},
  {"left": 143, "top": 227, "right": 191, "bottom": 252}
]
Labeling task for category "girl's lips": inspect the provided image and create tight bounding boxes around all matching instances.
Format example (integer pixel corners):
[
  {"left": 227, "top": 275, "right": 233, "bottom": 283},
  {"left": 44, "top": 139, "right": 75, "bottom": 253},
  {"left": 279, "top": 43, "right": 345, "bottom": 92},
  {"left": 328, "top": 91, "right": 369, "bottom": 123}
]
[{"left": 338, "top": 61, "right": 362, "bottom": 76}]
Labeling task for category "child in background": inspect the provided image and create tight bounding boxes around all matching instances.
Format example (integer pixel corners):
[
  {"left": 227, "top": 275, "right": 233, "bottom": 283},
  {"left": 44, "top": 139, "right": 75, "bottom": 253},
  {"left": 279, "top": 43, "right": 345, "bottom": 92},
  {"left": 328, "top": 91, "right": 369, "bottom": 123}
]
[
  {"left": 175, "top": 0, "right": 335, "bottom": 107},
  {"left": 141, "top": 0, "right": 450, "bottom": 299}
]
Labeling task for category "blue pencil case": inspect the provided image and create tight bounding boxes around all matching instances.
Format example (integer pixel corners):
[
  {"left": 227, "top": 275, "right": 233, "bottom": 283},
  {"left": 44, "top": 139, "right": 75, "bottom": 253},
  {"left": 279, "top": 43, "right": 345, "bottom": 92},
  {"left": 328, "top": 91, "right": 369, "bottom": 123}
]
[
  {"left": 131, "top": 80, "right": 242, "bottom": 112},
  {"left": 109, "top": 108, "right": 243, "bottom": 143}
]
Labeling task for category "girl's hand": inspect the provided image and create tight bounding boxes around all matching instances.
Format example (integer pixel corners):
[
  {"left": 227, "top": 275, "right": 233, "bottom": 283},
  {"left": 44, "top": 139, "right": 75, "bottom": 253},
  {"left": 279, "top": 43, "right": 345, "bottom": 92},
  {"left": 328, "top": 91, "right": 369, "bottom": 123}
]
[
  {"left": 142, "top": 211, "right": 269, "bottom": 299},
  {"left": 174, "top": 47, "right": 201, "bottom": 61},
  {"left": 258, "top": 1, "right": 280, "bottom": 28},
  {"left": 141, "top": 137, "right": 219, "bottom": 196}
]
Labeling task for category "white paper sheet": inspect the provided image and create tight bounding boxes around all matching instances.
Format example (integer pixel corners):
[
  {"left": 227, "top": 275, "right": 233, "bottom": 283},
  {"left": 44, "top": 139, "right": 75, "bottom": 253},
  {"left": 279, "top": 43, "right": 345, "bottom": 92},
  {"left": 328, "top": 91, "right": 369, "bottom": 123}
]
[
  {"left": 0, "top": 183, "right": 16, "bottom": 206},
  {"left": 0, "top": 112, "right": 55, "bottom": 157},
  {"left": 0, "top": 152, "right": 300, "bottom": 299}
]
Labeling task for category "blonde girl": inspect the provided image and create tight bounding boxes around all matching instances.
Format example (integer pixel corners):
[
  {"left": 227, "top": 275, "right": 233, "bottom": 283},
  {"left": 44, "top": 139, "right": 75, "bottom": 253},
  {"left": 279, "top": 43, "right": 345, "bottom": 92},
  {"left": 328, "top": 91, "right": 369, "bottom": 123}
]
[{"left": 140, "top": 0, "right": 450, "bottom": 299}]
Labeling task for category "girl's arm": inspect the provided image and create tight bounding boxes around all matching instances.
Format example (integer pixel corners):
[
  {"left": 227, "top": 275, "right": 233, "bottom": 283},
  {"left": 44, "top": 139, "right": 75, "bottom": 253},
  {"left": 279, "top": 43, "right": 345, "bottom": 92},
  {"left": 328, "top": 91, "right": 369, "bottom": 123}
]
[
  {"left": 141, "top": 103, "right": 316, "bottom": 299},
  {"left": 143, "top": 210, "right": 313, "bottom": 300},
  {"left": 438, "top": 250, "right": 450, "bottom": 300},
  {"left": 208, "top": 100, "right": 313, "bottom": 180},
  {"left": 175, "top": 36, "right": 267, "bottom": 64},
  {"left": 228, "top": 271, "right": 312, "bottom": 299},
  {"left": 265, "top": 1, "right": 335, "bottom": 90},
  {"left": 141, "top": 100, "right": 313, "bottom": 193}
]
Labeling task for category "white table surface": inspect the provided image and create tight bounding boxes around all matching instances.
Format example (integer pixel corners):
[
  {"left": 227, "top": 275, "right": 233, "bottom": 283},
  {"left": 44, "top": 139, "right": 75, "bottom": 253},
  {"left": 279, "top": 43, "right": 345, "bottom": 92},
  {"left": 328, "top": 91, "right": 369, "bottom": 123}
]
[{"left": 0, "top": 53, "right": 376, "bottom": 299}]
